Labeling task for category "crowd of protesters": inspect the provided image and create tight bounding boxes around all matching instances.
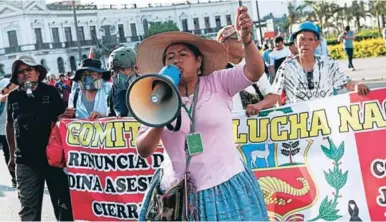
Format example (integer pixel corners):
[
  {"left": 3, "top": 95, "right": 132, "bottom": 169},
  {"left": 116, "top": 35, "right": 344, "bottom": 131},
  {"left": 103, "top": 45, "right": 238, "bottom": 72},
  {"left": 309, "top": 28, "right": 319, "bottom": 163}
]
[{"left": 0, "top": 5, "right": 371, "bottom": 221}]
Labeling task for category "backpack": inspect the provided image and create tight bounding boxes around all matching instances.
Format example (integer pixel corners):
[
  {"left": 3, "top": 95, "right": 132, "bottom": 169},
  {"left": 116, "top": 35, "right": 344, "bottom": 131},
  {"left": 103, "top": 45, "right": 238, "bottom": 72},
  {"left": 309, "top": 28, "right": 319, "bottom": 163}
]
[{"left": 62, "top": 86, "right": 71, "bottom": 103}]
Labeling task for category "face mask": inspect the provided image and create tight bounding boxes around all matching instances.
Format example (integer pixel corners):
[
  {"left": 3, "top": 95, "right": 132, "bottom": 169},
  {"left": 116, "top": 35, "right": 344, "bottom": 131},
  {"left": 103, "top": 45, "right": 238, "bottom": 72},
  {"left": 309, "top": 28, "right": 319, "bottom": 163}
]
[
  {"left": 115, "top": 72, "right": 138, "bottom": 90},
  {"left": 79, "top": 75, "right": 103, "bottom": 91},
  {"left": 118, "top": 73, "right": 129, "bottom": 88}
]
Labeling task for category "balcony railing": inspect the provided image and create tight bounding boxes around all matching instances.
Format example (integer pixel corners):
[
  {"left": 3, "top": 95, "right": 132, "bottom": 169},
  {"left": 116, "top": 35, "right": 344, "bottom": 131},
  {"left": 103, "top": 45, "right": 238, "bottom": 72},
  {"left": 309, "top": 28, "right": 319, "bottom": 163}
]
[
  {"left": 184, "top": 28, "right": 221, "bottom": 35},
  {"left": 0, "top": 35, "right": 147, "bottom": 55},
  {"left": 129, "top": 36, "right": 141, "bottom": 42},
  {"left": 4, "top": 46, "right": 21, "bottom": 54},
  {"left": 35, "top": 43, "right": 50, "bottom": 50},
  {"left": 64, "top": 41, "right": 77, "bottom": 48}
]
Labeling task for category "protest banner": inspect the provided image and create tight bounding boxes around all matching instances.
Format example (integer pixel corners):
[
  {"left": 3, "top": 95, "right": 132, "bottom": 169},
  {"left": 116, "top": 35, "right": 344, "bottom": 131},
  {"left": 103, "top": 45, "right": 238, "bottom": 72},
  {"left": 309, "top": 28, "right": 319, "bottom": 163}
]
[{"left": 47, "top": 88, "right": 386, "bottom": 221}]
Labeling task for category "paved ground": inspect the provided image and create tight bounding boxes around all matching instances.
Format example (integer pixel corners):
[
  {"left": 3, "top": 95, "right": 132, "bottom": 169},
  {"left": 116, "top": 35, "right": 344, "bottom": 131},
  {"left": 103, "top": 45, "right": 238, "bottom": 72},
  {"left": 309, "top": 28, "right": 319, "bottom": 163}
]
[
  {"left": 0, "top": 56, "right": 384, "bottom": 221},
  {"left": 0, "top": 154, "right": 55, "bottom": 221},
  {"left": 337, "top": 57, "right": 386, "bottom": 81}
]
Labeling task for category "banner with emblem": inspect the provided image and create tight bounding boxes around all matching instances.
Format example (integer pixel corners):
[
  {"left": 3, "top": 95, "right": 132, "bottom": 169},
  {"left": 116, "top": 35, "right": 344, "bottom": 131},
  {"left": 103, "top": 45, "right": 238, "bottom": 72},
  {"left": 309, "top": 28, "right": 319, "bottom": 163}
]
[
  {"left": 233, "top": 88, "right": 386, "bottom": 221},
  {"left": 52, "top": 88, "right": 386, "bottom": 221}
]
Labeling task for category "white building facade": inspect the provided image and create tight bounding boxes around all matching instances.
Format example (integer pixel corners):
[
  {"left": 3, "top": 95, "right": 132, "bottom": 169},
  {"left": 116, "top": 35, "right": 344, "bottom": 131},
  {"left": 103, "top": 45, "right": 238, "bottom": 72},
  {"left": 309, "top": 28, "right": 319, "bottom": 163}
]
[{"left": 0, "top": 0, "right": 255, "bottom": 76}]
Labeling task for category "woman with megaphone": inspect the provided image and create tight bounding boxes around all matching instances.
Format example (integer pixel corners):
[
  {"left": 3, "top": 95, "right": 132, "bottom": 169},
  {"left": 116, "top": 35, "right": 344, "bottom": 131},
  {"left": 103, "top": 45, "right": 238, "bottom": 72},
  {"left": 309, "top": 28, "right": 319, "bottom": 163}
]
[{"left": 133, "top": 6, "right": 268, "bottom": 221}]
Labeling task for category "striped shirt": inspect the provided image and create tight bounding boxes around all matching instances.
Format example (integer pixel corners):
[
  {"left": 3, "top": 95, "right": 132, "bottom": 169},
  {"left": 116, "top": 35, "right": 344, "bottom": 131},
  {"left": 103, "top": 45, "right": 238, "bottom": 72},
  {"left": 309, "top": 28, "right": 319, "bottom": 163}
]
[{"left": 272, "top": 55, "right": 350, "bottom": 104}]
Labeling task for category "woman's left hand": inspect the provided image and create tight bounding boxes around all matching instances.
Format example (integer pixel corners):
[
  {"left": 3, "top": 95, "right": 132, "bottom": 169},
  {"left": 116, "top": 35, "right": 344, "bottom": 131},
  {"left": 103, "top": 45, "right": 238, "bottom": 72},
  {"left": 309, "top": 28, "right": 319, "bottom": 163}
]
[
  {"left": 235, "top": 6, "right": 253, "bottom": 44},
  {"left": 89, "top": 112, "right": 103, "bottom": 120}
]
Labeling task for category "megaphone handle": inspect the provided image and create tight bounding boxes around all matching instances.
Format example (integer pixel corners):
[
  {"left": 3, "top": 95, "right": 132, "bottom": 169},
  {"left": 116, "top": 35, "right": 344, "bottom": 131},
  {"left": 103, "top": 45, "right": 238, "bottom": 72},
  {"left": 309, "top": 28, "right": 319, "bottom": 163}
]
[{"left": 166, "top": 111, "right": 182, "bottom": 132}]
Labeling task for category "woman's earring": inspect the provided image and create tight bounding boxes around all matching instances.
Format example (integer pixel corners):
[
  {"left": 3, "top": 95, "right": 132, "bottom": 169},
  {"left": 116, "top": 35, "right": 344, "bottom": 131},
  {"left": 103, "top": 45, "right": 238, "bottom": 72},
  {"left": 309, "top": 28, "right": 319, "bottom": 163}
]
[{"left": 197, "top": 69, "right": 202, "bottom": 75}]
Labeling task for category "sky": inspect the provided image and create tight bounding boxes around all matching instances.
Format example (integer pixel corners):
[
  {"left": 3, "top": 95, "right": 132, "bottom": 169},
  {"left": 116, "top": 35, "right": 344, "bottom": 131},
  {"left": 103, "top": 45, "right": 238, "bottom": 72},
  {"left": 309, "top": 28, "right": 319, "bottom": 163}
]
[{"left": 45, "top": 0, "right": 290, "bottom": 17}]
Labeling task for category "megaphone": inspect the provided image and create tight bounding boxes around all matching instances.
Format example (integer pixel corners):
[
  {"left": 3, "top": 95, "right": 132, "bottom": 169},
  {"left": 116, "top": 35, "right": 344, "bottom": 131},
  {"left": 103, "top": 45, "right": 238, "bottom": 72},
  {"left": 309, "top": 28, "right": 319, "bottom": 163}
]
[{"left": 126, "top": 65, "right": 182, "bottom": 130}]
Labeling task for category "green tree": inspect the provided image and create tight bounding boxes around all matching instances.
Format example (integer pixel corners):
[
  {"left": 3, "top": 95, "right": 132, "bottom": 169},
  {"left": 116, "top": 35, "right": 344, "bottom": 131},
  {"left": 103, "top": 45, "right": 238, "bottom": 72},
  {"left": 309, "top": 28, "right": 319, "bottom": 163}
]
[
  {"left": 145, "top": 21, "right": 180, "bottom": 38},
  {"left": 367, "top": 0, "right": 386, "bottom": 36},
  {"left": 304, "top": 0, "right": 336, "bottom": 30},
  {"left": 350, "top": 0, "right": 367, "bottom": 31}
]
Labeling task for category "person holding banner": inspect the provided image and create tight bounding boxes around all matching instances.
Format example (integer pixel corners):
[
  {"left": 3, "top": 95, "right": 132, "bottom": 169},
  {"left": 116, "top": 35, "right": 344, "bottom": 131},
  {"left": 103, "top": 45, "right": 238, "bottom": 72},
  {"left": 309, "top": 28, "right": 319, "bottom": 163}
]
[
  {"left": 63, "top": 59, "right": 112, "bottom": 119},
  {"left": 107, "top": 46, "right": 140, "bottom": 117},
  {"left": 216, "top": 24, "right": 279, "bottom": 115},
  {"left": 135, "top": 6, "right": 268, "bottom": 221},
  {"left": 271, "top": 21, "right": 369, "bottom": 105}
]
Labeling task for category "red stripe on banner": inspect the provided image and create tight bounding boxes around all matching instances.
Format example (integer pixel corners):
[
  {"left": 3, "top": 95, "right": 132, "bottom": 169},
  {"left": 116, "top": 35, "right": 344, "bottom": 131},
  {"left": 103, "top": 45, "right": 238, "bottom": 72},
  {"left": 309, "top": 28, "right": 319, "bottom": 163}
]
[{"left": 350, "top": 89, "right": 386, "bottom": 221}]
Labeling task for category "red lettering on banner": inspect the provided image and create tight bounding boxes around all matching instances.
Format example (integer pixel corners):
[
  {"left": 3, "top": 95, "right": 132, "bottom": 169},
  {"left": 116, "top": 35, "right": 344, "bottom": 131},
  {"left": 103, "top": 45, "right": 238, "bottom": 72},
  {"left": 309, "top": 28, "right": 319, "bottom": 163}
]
[
  {"left": 48, "top": 118, "right": 165, "bottom": 221},
  {"left": 351, "top": 90, "right": 386, "bottom": 221}
]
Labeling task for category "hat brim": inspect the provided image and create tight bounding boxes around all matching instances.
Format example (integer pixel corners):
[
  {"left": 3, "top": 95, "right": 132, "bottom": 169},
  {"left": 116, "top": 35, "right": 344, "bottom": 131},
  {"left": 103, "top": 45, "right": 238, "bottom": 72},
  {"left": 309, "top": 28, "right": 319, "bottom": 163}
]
[
  {"left": 72, "top": 67, "right": 111, "bottom": 82},
  {"left": 136, "top": 31, "right": 228, "bottom": 76},
  {"left": 10, "top": 60, "right": 47, "bottom": 84},
  {"left": 293, "top": 29, "right": 320, "bottom": 40}
]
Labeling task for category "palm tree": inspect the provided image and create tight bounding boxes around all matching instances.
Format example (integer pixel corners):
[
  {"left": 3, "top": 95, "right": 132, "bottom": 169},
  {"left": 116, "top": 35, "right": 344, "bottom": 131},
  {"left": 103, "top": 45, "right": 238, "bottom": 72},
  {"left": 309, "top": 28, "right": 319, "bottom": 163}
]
[
  {"left": 343, "top": 3, "right": 354, "bottom": 28},
  {"left": 368, "top": 0, "right": 386, "bottom": 35},
  {"left": 324, "top": 3, "right": 344, "bottom": 33},
  {"left": 304, "top": 0, "right": 339, "bottom": 30},
  {"left": 287, "top": 2, "right": 302, "bottom": 32},
  {"left": 350, "top": 0, "right": 367, "bottom": 31}
]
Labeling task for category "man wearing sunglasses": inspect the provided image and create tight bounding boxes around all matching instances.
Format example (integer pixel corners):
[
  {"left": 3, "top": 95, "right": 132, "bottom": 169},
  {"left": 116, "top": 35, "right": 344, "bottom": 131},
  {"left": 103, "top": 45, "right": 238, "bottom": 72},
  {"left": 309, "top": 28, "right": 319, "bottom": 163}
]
[
  {"left": 6, "top": 55, "right": 73, "bottom": 221},
  {"left": 271, "top": 21, "right": 369, "bottom": 105},
  {"left": 217, "top": 25, "right": 280, "bottom": 115}
]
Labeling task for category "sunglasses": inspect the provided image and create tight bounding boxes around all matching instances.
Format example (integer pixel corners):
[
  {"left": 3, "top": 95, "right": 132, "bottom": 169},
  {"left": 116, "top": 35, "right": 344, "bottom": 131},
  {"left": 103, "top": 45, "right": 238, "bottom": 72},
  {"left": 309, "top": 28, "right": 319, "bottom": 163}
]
[
  {"left": 306, "top": 71, "right": 314, "bottom": 90},
  {"left": 17, "top": 67, "right": 34, "bottom": 74}
]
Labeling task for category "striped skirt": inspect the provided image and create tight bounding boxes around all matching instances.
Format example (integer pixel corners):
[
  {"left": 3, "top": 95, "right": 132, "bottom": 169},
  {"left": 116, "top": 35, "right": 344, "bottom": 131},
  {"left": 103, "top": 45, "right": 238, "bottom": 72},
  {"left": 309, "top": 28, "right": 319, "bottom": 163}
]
[{"left": 138, "top": 165, "right": 269, "bottom": 221}]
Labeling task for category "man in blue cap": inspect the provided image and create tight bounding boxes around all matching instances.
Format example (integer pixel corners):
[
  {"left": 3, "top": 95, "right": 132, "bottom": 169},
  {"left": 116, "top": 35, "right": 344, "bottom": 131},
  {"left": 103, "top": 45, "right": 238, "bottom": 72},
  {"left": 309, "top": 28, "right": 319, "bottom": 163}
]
[{"left": 271, "top": 21, "right": 369, "bottom": 105}]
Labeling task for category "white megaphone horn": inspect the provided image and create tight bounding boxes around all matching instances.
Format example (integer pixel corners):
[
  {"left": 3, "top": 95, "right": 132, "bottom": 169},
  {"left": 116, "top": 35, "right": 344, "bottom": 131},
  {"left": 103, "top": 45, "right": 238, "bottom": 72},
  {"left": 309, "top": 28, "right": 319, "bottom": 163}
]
[{"left": 126, "top": 65, "right": 182, "bottom": 131}]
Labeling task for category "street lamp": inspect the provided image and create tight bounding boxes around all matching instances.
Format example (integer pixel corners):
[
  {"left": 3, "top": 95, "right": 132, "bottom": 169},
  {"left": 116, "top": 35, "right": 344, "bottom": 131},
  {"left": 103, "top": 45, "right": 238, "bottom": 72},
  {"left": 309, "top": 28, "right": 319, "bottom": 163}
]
[
  {"left": 255, "top": 0, "right": 263, "bottom": 44},
  {"left": 72, "top": 0, "right": 82, "bottom": 64}
]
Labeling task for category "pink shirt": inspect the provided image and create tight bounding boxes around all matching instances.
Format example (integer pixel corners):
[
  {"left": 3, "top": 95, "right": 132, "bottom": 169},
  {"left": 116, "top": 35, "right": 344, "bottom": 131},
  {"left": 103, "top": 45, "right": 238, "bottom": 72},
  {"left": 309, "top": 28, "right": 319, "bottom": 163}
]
[{"left": 139, "top": 64, "right": 252, "bottom": 191}]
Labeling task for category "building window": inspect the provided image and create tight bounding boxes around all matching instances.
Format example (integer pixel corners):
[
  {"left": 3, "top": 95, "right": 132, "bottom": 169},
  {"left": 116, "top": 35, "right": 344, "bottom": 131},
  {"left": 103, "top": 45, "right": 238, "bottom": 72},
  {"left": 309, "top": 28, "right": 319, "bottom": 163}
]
[
  {"left": 118, "top": 24, "right": 126, "bottom": 43},
  {"left": 182, "top": 19, "right": 188, "bottom": 32},
  {"left": 52, "top": 28, "right": 60, "bottom": 43},
  {"left": 7, "top": 30, "right": 18, "bottom": 47},
  {"left": 64, "top": 27, "right": 72, "bottom": 42},
  {"left": 102, "top": 25, "right": 111, "bottom": 37},
  {"left": 57, "top": 57, "right": 65, "bottom": 73},
  {"left": 193, "top": 18, "right": 200, "bottom": 30},
  {"left": 143, "top": 19, "right": 149, "bottom": 35},
  {"left": 226, "top": 14, "right": 232, "bottom": 25},
  {"left": 52, "top": 28, "right": 61, "bottom": 48},
  {"left": 69, "top": 56, "right": 76, "bottom": 72},
  {"left": 78, "top": 26, "right": 85, "bottom": 43},
  {"left": 215, "top": 16, "right": 221, "bottom": 29},
  {"left": 35, "top": 28, "right": 43, "bottom": 45},
  {"left": 130, "top": 23, "right": 138, "bottom": 41},
  {"left": 204, "top": 17, "right": 210, "bottom": 29},
  {"left": 90, "top": 26, "right": 97, "bottom": 44}
]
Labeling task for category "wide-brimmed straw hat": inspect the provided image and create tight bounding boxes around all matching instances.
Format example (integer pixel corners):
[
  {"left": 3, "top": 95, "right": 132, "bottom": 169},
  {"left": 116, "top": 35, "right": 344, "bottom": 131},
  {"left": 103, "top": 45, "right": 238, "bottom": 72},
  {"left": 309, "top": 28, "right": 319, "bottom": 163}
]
[
  {"left": 10, "top": 55, "right": 47, "bottom": 84},
  {"left": 136, "top": 31, "right": 228, "bottom": 76}
]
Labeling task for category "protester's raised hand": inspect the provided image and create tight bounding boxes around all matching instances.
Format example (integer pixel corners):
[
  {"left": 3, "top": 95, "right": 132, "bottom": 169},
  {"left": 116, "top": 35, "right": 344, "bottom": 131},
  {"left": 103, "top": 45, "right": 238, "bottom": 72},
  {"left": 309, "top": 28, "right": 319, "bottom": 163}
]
[{"left": 235, "top": 6, "right": 253, "bottom": 44}]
